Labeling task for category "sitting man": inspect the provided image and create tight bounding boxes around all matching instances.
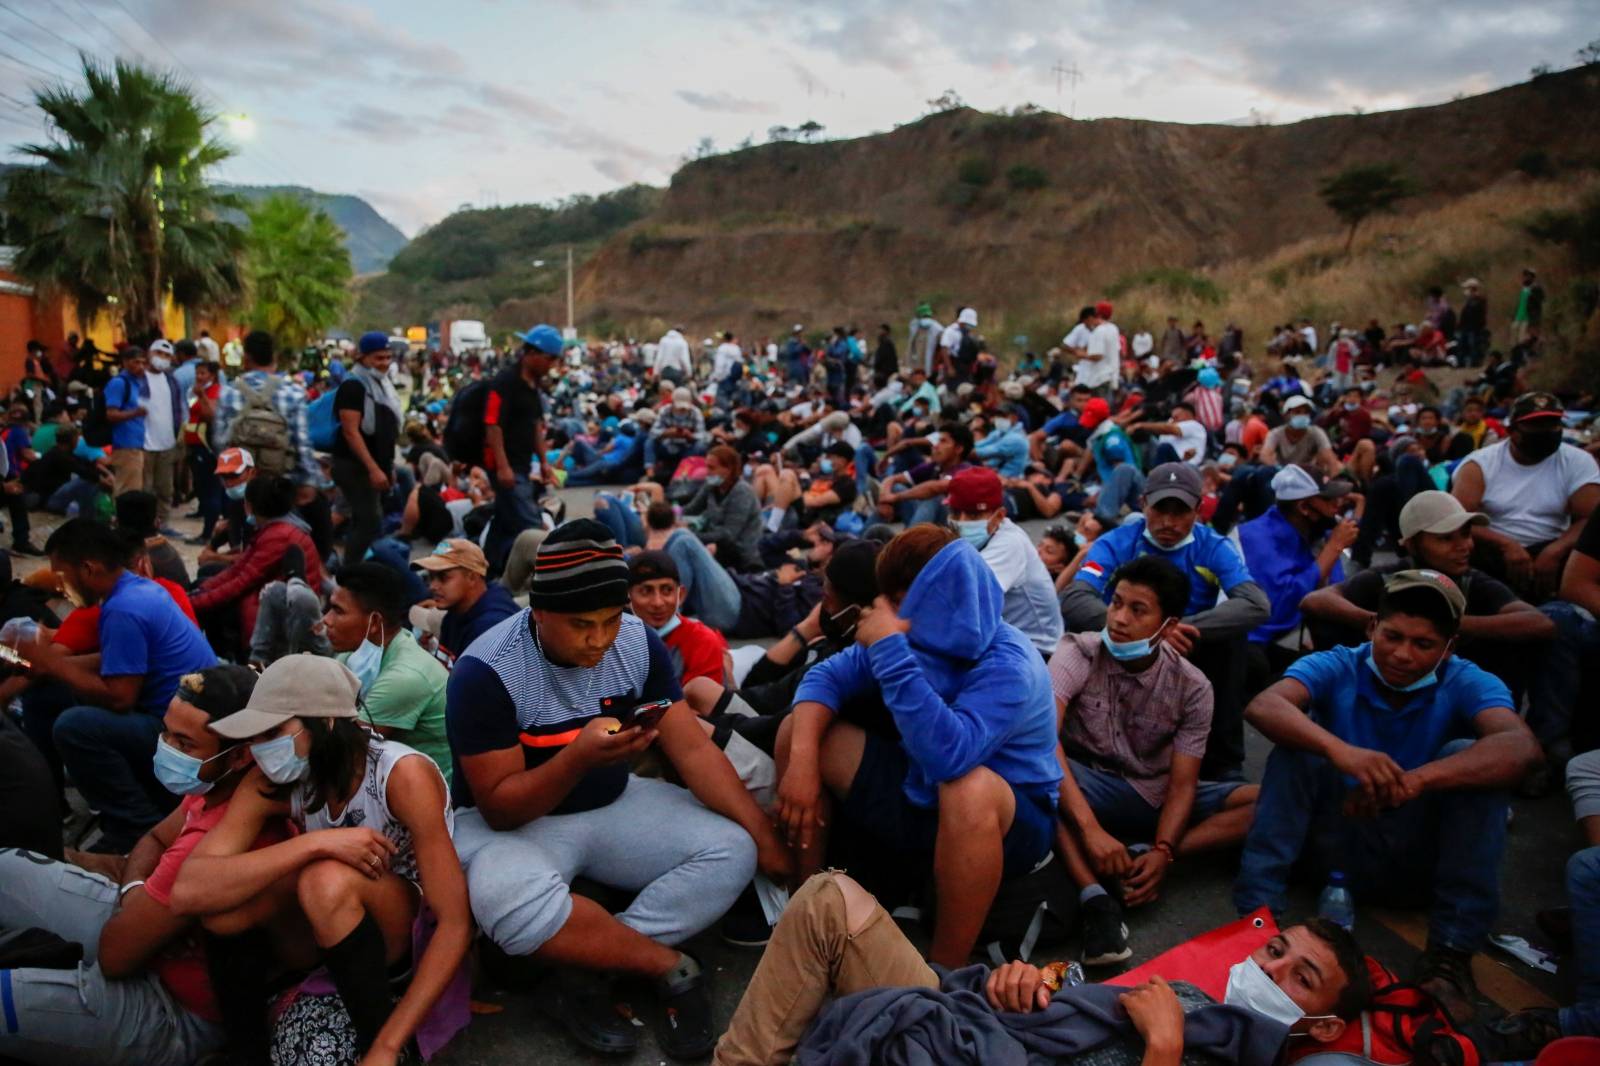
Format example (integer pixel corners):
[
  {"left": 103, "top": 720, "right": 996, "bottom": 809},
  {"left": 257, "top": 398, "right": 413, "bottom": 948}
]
[
  {"left": 323, "top": 561, "right": 452, "bottom": 783},
  {"left": 713, "top": 871, "right": 1368, "bottom": 1066},
  {"left": 1531, "top": 511, "right": 1600, "bottom": 768},
  {"left": 1062, "top": 462, "right": 1269, "bottom": 779},
  {"left": 1302, "top": 490, "right": 1553, "bottom": 699},
  {"left": 410, "top": 537, "right": 519, "bottom": 668},
  {"left": 1052, "top": 556, "right": 1258, "bottom": 967},
  {"left": 875, "top": 422, "right": 974, "bottom": 526},
  {"left": 1235, "top": 570, "right": 1541, "bottom": 1025},
  {"left": 945, "top": 466, "right": 1063, "bottom": 657},
  {"left": 445, "top": 519, "right": 789, "bottom": 1059},
  {"left": 774, "top": 525, "right": 1061, "bottom": 968},
  {"left": 629, "top": 550, "right": 730, "bottom": 686},
  {"left": 0, "top": 665, "right": 285, "bottom": 1066},
  {"left": 18, "top": 518, "right": 217, "bottom": 852}
]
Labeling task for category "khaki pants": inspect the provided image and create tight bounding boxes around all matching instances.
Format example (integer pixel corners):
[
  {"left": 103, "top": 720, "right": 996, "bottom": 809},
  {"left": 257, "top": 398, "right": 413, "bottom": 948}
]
[
  {"left": 713, "top": 873, "right": 937, "bottom": 1066},
  {"left": 110, "top": 448, "right": 145, "bottom": 497},
  {"left": 142, "top": 445, "right": 182, "bottom": 525}
]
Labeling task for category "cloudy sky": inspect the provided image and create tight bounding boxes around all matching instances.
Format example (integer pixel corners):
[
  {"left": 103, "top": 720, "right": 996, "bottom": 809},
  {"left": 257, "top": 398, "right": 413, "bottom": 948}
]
[{"left": 0, "top": 0, "right": 1591, "bottom": 235}]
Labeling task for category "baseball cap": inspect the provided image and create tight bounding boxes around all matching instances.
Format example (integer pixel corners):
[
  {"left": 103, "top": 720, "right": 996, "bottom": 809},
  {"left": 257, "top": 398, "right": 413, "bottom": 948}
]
[
  {"left": 1144, "top": 462, "right": 1203, "bottom": 508},
  {"left": 358, "top": 330, "right": 390, "bottom": 355},
  {"left": 628, "top": 549, "right": 680, "bottom": 587},
  {"left": 1282, "top": 394, "right": 1314, "bottom": 413},
  {"left": 148, "top": 339, "right": 174, "bottom": 357},
  {"left": 958, "top": 307, "right": 978, "bottom": 327},
  {"left": 215, "top": 447, "right": 255, "bottom": 476},
  {"left": 1271, "top": 464, "right": 1352, "bottom": 502},
  {"left": 1094, "top": 300, "right": 1114, "bottom": 319},
  {"left": 1383, "top": 568, "right": 1466, "bottom": 621},
  {"left": 915, "top": 302, "right": 932, "bottom": 317},
  {"left": 1398, "top": 491, "right": 1488, "bottom": 542},
  {"left": 410, "top": 538, "right": 488, "bottom": 577},
  {"left": 945, "top": 466, "right": 1003, "bottom": 514},
  {"left": 1510, "top": 391, "right": 1564, "bottom": 425},
  {"left": 515, "top": 324, "right": 564, "bottom": 356},
  {"left": 1080, "top": 397, "right": 1111, "bottom": 430},
  {"left": 671, "top": 386, "right": 693, "bottom": 409},
  {"left": 209, "top": 654, "right": 361, "bottom": 739}
]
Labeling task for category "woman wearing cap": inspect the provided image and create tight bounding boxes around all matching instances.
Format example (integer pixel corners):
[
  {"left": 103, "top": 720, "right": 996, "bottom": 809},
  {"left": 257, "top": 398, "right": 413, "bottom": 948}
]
[{"left": 170, "top": 655, "right": 469, "bottom": 1065}]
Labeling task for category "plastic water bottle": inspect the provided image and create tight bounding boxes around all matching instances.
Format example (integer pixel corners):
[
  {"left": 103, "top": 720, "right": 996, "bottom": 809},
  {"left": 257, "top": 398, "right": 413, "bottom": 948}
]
[{"left": 1318, "top": 871, "right": 1356, "bottom": 931}]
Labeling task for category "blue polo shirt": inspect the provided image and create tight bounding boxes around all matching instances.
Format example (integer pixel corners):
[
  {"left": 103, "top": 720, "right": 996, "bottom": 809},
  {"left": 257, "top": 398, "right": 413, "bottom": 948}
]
[
  {"left": 1074, "top": 516, "right": 1255, "bottom": 616},
  {"left": 98, "top": 571, "right": 218, "bottom": 714},
  {"left": 1284, "top": 643, "right": 1511, "bottom": 771},
  {"left": 103, "top": 372, "right": 147, "bottom": 450},
  {"left": 1236, "top": 506, "right": 1342, "bottom": 643}
]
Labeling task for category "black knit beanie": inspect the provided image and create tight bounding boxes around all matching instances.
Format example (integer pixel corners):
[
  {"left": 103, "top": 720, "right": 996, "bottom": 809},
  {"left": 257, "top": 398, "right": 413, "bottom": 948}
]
[{"left": 530, "top": 519, "right": 631, "bottom": 613}]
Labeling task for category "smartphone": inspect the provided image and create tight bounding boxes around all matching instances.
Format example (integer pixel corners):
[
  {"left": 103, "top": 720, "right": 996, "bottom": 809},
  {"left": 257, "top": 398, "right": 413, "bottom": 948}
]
[
  {"left": 615, "top": 698, "right": 672, "bottom": 732},
  {"left": 0, "top": 643, "right": 31, "bottom": 672}
]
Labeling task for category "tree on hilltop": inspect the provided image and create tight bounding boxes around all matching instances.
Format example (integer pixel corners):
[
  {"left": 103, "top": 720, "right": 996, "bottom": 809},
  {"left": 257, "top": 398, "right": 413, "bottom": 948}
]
[{"left": 1318, "top": 163, "right": 1417, "bottom": 253}]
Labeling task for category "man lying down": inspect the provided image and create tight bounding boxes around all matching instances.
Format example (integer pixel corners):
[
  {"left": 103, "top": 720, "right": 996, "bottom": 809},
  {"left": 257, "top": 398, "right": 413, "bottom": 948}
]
[{"left": 713, "top": 872, "right": 1370, "bottom": 1066}]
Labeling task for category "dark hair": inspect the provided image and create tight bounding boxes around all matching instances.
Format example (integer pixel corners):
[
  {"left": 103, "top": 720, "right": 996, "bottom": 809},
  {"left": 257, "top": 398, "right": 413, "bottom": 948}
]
[
  {"left": 336, "top": 561, "right": 409, "bottom": 627},
  {"left": 938, "top": 422, "right": 975, "bottom": 458},
  {"left": 1376, "top": 585, "right": 1460, "bottom": 639},
  {"left": 1292, "top": 918, "right": 1371, "bottom": 1020},
  {"left": 823, "top": 538, "right": 881, "bottom": 607},
  {"left": 114, "top": 490, "right": 160, "bottom": 535},
  {"left": 44, "top": 517, "right": 128, "bottom": 568},
  {"left": 645, "top": 501, "right": 676, "bottom": 531},
  {"left": 722, "top": 331, "right": 734, "bottom": 341},
  {"left": 1108, "top": 555, "right": 1189, "bottom": 619},
  {"left": 1070, "top": 384, "right": 1093, "bottom": 396},
  {"left": 174, "top": 339, "right": 198, "bottom": 359},
  {"left": 875, "top": 524, "right": 958, "bottom": 602},
  {"left": 1171, "top": 399, "right": 1195, "bottom": 417},
  {"left": 290, "top": 717, "right": 373, "bottom": 816},
  {"left": 1041, "top": 526, "right": 1074, "bottom": 552},
  {"left": 56, "top": 424, "right": 80, "bottom": 448},
  {"left": 244, "top": 475, "right": 295, "bottom": 519},
  {"left": 1077, "top": 306, "right": 1096, "bottom": 323},
  {"left": 1417, "top": 405, "right": 1441, "bottom": 421},
  {"left": 243, "top": 329, "right": 275, "bottom": 366}
]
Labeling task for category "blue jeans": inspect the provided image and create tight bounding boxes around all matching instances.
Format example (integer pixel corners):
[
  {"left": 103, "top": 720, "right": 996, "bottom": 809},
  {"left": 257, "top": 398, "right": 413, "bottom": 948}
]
[
  {"left": 486, "top": 472, "right": 543, "bottom": 571},
  {"left": 1067, "top": 759, "right": 1245, "bottom": 842},
  {"left": 46, "top": 475, "right": 101, "bottom": 516},
  {"left": 592, "top": 493, "right": 645, "bottom": 548},
  {"left": 1563, "top": 846, "right": 1600, "bottom": 1036},
  {"left": 853, "top": 443, "right": 878, "bottom": 502},
  {"left": 1094, "top": 463, "right": 1145, "bottom": 523},
  {"left": 1529, "top": 600, "right": 1600, "bottom": 749},
  {"left": 896, "top": 496, "right": 946, "bottom": 526},
  {"left": 53, "top": 706, "right": 175, "bottom": 851},
  {"left": 666, "top": 529, "right": 740, "bottom": 631},
  {"left": 1234, "top": 739, "right": 1506, "bottom": 952}
]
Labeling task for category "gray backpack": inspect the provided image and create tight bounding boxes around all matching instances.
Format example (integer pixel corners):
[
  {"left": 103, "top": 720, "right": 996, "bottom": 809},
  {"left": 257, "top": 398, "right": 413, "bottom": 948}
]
[{"left": 231, "top": 377, "right": 292, "bottom": 477}]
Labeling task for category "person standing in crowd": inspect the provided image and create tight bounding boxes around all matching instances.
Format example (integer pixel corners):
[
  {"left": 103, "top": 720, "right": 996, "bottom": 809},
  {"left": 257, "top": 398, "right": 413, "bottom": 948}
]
[
  {"left": 104, "top": 346, "right": 150, "bottom": 497},
  {"left": 333, "top": 332, "right": 404, "bottom": 565},
  {"left": 1458, "top": 278, "right": 1489, "bottom": 367},
  {"left": 872, "top": 322, "right": 899, "bottom": 389},
  {"left": 141, "top": 339, "right": 185, "bottom": 534},
  {"left": 653, "top": 325, "right": 693, "bottom": 386},
  {"left": 213, "top": 329, "right": 321, "bottom": 489},
  {"left": 1512, "top": 267, "right": 1544, "bottom": 344},
  {"left": 184, "top": 358, "right": 224, "bottom": 546},
  {"left": 484, "top": 325, "right": 559, "bottom": 569},
  {"left": 411, "top": 538, "right": 519, "bottom": 667},
  {"left": 712, "top": 331, "right": 744, "bottom": 409}
]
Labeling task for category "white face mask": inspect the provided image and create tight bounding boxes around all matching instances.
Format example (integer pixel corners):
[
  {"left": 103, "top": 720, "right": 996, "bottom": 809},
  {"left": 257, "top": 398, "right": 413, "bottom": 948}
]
[
  {"left": 149, "top": 355, "right": 171, "bottom": 372},
  {"left": 1223, "top": 957, "right": 1336, "bottom": 1030}
]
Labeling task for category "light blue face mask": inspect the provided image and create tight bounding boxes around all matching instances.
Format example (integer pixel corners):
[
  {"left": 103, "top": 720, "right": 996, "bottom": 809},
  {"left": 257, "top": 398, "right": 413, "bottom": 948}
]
[
  {"left": 655, "top": 614, "right": 682, "bottom": 639},
  {"left": 250, "top": 729, "right": 308, "bottom": 784},
  {"left": 225, "top": 482, "right": 248, "bottom": 500},
  {"left": 1289, "top": 414, "right": 1312, "bottom": 430},
  {"left": 1073, "top": 531, "right": 1088, "bottom": 548},
  {"left": 1142, "top": 525, "right": 1195, "bottom": 552},
  {"left": 1365, "top": 651, "right": 1440, "bottom": 693},
  {"left": 152, "top": 737, "right": 238, "bottom": 796},
  {"left": 954, "top": 518, "right": 992, "bottom": 550},
  {"left": 992, "top": 417, "right": 1011, "bottom": 433},
  {"left": 705, "top": 473, "right": 724, "bottom": 487},
  {"left": 1100, "top": 621, "right": 1168, "bottom": 662},
  {"left": 819, "top": 458, "right": 834, "bottom": 475}
]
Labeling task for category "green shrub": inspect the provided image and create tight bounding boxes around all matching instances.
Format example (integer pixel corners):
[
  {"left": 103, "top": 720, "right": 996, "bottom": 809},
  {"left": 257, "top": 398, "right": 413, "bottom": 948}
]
[
  {"left": 1515, "top": 149, "right": 1556, "bottom": 178},
  {"left": 956, "top": 157, "right": 995, "bottom": 186},
  {"left": 1105, "top": 267, "right": 1225, "bottom": 305},
  {"left": 1006, "top": 164, "right": 1048, "bottom": 191}
]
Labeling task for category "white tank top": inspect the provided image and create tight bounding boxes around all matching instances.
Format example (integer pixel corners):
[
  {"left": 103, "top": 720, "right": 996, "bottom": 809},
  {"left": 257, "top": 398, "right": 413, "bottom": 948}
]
[
  {"left": 1462, "top": 439, "right": 1600, "bottom": 546},
  {"left": 293, "top": 735, "right": 454, "bottom": 883}
]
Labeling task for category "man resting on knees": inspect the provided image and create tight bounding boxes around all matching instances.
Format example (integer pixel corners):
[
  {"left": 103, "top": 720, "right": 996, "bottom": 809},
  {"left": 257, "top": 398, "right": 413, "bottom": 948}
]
[{"left": 774, "top": 524, "right": 1061, "bottom": 968}]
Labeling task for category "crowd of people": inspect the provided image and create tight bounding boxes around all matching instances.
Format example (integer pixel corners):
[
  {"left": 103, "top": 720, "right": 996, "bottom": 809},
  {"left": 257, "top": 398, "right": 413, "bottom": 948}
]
[{"left": 0, "top": 271, "right": 1596, "bottom": 1066}]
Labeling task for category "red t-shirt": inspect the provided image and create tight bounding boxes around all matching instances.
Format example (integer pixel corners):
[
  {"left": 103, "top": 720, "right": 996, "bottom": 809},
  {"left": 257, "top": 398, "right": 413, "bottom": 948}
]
[
  {"left": 662, "top": 616, "right": 727, "bottom": 686},
  {"left": 143, "top": 795, "right": 296, "bottom": 1021},
  {"left": 184, "top": 381, "right": 221, "bottom": 446},
  {"left": 52, "top": 579, "right": 198, "bottom": 654}
]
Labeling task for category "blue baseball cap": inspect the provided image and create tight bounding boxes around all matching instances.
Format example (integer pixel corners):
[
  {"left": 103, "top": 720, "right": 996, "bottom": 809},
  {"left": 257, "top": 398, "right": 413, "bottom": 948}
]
[
  {"left": 358, "top": 330, "right": 391, "bottom": 355},
  {"left": 516, "top": 324, "right": 564, "bottom": 356}
]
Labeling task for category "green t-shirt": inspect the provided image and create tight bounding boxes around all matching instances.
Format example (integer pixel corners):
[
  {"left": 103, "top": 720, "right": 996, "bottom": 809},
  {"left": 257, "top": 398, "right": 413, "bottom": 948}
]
[
  {"left": 1514, "top": 286, "right": 1530, "bottom": 323},
  {"left": 32, "top": 423, "right": 58, "bottom": 453},
  {"left": 340, "top": 630, "right": 452, "bottom": 784}
]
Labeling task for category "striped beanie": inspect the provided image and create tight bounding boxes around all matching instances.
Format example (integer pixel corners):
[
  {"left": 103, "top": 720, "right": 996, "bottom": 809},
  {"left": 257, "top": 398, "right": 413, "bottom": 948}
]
[{"left": 530, "top": 518, "right": 631, "bottom": 613}]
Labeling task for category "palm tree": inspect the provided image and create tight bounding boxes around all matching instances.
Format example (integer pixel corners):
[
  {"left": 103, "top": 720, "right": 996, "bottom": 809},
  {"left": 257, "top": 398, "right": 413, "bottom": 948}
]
[
  {"left": 244, "top": 193, "right": 352, "bottom": 344},
  {"left": 0, "top": 56, "right": 245, "bottom": 337}
]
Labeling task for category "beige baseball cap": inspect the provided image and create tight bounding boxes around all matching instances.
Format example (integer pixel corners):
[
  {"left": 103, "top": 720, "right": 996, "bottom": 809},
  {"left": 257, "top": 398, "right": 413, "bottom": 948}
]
[
  {"left": 1398, "top": 491, "right": 1488, "bottom": 543},
  {"left": 1383, "top": 569, "right": 1466, "bottom": 620},
  {"left": 209, "top": 654, "right": 360, "bottom": 739},
  {"left": 410, "top": 537, "right": 488, "bottom": 577}
]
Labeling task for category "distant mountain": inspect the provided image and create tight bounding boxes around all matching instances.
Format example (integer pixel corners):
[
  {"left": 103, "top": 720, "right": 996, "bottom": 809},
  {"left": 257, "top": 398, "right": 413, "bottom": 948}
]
[{"left": 221, "top": 185, "right": 408, "bottom": 274}]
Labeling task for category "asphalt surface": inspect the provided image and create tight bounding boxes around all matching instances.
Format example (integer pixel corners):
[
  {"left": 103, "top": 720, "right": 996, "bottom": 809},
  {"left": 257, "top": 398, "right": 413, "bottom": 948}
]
[{"left": 16, "top": 484, "right": 1582, "bottom": 1065}]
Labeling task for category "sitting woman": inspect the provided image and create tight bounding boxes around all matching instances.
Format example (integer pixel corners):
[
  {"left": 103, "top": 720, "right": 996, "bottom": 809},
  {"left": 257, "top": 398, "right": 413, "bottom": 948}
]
[{"left": 170, "top": 655, "right": 470, "bottom": 1065}]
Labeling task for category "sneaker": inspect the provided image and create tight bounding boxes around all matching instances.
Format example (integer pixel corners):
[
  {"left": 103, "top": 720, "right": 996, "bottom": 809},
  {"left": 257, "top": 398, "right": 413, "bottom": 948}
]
[
  {"left": 1079, "top": 894, "right": 1131, "bottom": 966},
  {"left": 158, "top": 526, "right": 183, "bottom": 539},
  {"left": 650, "top": 953, "right": 717, "bottom": 1061},
  {"left": 1413, "top": 943, "right": 1479, "bottom": 1026},
  {"left": 720, "top": 885, "right": 773, "bottom": 948},
  {"left": 10, "top": 541, "right": 42, "bottom": 557},
  {"left": 1479, "top": 1007, "right": 1563, "bottom": 1062},
  {"left": 535, "top": 971, "right": 638, "bottom": 1056}
]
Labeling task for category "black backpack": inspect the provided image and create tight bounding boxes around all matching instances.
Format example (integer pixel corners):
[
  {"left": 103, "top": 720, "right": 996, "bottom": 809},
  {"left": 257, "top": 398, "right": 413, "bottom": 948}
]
[
  {"left": 81, "top": 386, "right": 116, "bottom": 448},
  {"left": 443, "top": 380, "right": 491, "bottom": 464}
]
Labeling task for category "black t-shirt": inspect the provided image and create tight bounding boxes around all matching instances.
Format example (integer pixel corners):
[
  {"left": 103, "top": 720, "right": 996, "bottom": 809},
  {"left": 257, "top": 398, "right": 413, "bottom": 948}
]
[
  {"left": 1342, "top": 565, "right": 1516, "bottom": 620},
  {"left": 484, "top": 369, "right": 545, "bottom": 475},
  {"left": 332, "top": 378, "right": 399, "bottom": 474}
]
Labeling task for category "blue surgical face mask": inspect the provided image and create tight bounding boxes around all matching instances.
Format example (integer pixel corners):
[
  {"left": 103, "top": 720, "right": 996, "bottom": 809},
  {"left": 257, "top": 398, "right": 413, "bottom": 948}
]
[
  {"left": 1365, "top": 650, "right": 1440, "bottom": 693},
  {"left": 655, "top": 614, "right": 682, "bottom": 639},
  {"left": 954, "top": 518, "right": 993, "bottom": 550},
  {"left": 1289, "top": 414, "right": 1312, "bottom": 430},
  {"left": 1073, "top": 531, "right": 1088, "bottom": 548},
  {"left": 1142, "top": 525, "right": 1195, "bottom": 552},
  {"left": 992, "top": 417, "right": 1011, "bottom": 433},
  {"left": 250, "top": 729, "right": 308, "bottom": 784},
  {"left": 226, "top": 482, "right": 248, "bottom": 500},
  {"left": 818, "top": 458, "right": 834, "bottom": 475},
  {"left": 1343, "top": 402, "right": 1359, "bottom": 411},
  {"left": 345, "top": 614, "right": 385, "bottom": 694},
  {"left": 153, "top": 737, "right": 238, "bottom": 796},
  {"left": 1099, "top": 621, "right": 1169, "bottom": 662},
  {"left": 1218, "top": 452, "right": 1238, "bottom": 469},
  {"left": 705, "top": 473, "right": 725, "bottom": 487}
]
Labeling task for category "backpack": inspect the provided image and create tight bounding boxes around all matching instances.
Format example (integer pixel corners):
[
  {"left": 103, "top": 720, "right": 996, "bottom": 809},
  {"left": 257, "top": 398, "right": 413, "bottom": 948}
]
[
  {"left": 82, "top": 373, "right": 136, "bottom": 448},
  {"left": 442, "top": 380, "right": 491, "bottom": 464},
  {"left": 1289, "top": 958, "right": 1481, "bottom": 1066},
  {"left": 306, "top": 389, "right": 338, "bottom": 451},
  {"left": 230, "top": 377, "right": 292, "bottom": 477}
]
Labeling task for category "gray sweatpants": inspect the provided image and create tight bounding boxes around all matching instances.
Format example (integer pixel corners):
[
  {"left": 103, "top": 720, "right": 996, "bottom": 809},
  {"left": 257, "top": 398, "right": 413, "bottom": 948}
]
[
  {"left": 454, "top": 776, "right": 757, "bottom": 956},
  {"left": 0, "top": 849, "right": 223, "bottom": 1065},
  {"left": 248, "top": 578, "right": 331, "bottom": 664}
]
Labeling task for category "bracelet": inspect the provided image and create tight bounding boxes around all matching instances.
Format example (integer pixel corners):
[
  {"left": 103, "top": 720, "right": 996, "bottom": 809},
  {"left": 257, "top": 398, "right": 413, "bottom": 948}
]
[
  {"left": 1152, "top": 841, "right": 1176, "bottom": 863},
  {"left": 788, "top": 627, "right": 808, "bottom": 646},
  {"left": 119, "top": 879, "right": 145, "bottom": 898}
]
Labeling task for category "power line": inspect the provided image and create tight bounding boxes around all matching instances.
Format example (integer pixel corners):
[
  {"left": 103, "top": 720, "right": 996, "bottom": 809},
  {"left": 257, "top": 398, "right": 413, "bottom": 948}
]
[
  {"left": 61, "top": 0, "right": 141, "bottom": 59},
  {"left": 0, "top": 0, "right": 85, "bottom": 55},
  {"left": 0, "top": 87, "right": 35, "bottom": 109},
  {"left": 0, "top": 47, "right": 65, "bottom": 81},
  {"left": 0, "top": 23, "right": 78, "bottom": 78}
]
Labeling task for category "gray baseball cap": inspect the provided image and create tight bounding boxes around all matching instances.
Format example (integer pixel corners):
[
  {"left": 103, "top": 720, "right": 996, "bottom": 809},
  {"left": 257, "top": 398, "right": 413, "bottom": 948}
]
[
  {"left": 1398, "top": 491, "right": 1488, "bottom": 543},
  {"left": 1143, "top": 462, "right": 1203, "bottom": 508},
  {"left": 208, "top": 654, "right": 361, "bottom": 739}
]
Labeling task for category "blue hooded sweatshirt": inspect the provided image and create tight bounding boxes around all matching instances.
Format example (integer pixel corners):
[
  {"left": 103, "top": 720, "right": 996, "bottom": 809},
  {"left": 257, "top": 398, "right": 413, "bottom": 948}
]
[{"left": 795, "top": 539, "right": 1061, "bottom": 808}]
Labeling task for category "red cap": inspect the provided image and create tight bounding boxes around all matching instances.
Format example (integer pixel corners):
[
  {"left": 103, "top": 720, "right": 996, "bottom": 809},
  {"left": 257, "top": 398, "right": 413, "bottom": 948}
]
[
  {"left": 945, "top": 466, "right": 1003, "bottom": 514},
  {"left": 1094, "top": 300, "right": 1114, "bottom": 319},
  {"left": 1080, "top": 397, "right": 1111, "bottom": 430}
]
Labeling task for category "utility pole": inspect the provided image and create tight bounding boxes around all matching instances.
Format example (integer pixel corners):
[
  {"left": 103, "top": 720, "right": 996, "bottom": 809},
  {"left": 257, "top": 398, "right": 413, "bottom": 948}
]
[
  {"left": 565, "top": 244, "right": 574, "bottom": 332},
  {"left": 1052, "top": 59, "right": 1083, "bottom": 118}
]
